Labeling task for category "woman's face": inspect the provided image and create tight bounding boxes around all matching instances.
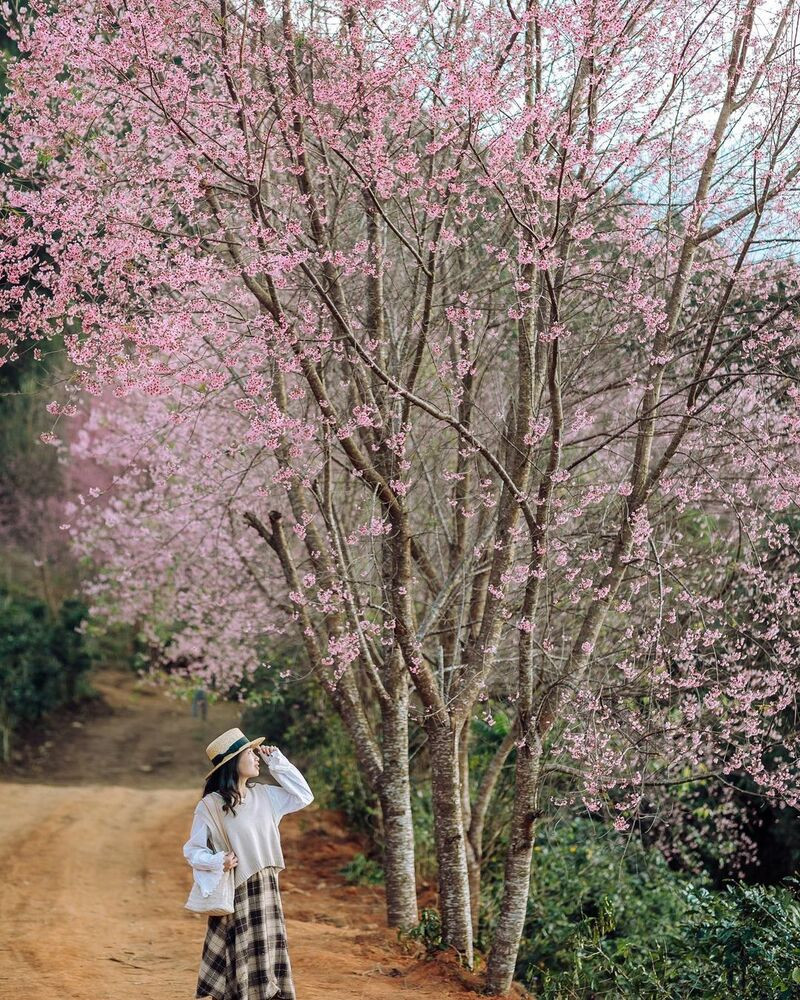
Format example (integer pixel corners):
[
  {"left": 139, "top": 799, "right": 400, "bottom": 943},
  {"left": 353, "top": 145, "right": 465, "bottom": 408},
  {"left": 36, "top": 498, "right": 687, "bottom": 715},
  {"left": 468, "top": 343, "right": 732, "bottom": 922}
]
[{"left": 237, "top": 746, "right": 261, "bottom": 780}]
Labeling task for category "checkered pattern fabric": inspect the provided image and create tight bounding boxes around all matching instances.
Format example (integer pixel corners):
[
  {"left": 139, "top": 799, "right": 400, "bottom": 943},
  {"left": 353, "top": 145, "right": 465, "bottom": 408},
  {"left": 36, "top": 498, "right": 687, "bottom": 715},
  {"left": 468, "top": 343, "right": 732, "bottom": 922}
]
[{"left": 195, "top": 866, "right": 295, "bottom": 1000}]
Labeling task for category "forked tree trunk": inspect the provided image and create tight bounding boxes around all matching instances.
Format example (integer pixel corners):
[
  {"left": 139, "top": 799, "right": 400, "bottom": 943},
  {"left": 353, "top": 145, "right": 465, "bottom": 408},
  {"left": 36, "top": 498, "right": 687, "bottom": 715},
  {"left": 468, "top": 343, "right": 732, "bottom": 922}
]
[{"left": 426, "top": 719, "right": 474, "bottom": 966}]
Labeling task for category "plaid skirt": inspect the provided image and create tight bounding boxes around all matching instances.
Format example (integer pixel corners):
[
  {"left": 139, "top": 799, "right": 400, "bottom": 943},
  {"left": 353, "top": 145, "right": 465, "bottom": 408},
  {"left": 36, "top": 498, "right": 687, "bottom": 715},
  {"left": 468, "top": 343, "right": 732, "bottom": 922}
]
[{"left": 195, "top": 866, "right": 295, "bottom": 1000}]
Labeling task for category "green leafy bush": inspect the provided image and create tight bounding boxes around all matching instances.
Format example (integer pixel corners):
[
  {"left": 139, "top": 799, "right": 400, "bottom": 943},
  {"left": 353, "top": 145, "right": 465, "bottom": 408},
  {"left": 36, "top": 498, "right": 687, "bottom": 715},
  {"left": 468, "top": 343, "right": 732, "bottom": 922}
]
[
  {"left": 672, "top": 881, "right": 800, "bottom": 999},
  {"left": 340, "top": 852, "right": 384, "bottom": 885},
  {"left": 0, "top": 589, "right": 92, "bottom": 761},
  {"left": 514, "top": 817, "right": 687, "bottom": 996},
  {"left": 510, "top": 817, "right": 800, "bottom": 999},
  {"left": 401, "top": 906, "right": 444, "bottom": 955}
]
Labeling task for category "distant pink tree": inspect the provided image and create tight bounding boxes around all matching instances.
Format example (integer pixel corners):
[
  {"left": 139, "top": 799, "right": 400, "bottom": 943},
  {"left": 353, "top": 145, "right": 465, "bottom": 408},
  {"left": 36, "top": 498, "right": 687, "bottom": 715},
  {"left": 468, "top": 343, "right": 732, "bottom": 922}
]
[
  {"left": 67, "top": 396, "right": 278, "bottom": 687},
  {"left": 3, "top": 0, "right": 800, "bottom": 989}
]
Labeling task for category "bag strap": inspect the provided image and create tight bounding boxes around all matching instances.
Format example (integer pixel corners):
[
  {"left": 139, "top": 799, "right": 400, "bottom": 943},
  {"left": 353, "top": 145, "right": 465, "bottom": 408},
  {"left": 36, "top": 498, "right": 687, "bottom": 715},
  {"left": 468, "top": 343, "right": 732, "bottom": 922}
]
[{"left": 204, "top": 794, "right": 234, "bottom": 855}]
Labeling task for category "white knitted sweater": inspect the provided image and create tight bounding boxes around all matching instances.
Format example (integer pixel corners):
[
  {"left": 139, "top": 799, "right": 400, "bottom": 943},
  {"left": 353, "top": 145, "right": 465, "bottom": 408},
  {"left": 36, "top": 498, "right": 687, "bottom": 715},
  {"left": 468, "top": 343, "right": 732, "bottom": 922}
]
[{"left": 182, "top": 749, "right": 314, "bottom": 894}]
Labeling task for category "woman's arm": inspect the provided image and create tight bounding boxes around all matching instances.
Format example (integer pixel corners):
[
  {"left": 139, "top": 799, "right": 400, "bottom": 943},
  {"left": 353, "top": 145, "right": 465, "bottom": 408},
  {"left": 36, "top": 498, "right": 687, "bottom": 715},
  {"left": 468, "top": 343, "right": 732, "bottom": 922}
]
[
  {"left": 261, "top": 748, "right": 314, "bottom": 822},
  {"left": 182, "top": 802, "right": 227, "bottom": 896}
]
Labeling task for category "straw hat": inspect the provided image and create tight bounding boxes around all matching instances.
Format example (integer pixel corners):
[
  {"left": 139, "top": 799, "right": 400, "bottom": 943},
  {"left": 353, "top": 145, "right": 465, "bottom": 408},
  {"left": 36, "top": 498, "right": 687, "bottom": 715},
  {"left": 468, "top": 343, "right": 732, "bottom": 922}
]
[{"left": 204, "top": 727, "right": 265, "bottom": 780}]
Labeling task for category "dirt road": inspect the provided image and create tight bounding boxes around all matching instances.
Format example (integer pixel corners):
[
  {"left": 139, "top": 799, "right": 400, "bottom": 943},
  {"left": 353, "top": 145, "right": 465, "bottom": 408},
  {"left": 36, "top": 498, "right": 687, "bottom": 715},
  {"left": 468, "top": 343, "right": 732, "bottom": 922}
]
[{"left": 0, "top": 671, "right": 505, "bottom": 1000}]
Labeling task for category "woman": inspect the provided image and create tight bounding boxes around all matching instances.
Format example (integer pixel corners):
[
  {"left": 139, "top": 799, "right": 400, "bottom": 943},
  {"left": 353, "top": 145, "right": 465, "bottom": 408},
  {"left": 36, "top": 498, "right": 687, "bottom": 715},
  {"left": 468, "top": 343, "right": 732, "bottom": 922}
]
[{"left": 183, "top": 727, "right": 314, "bottom": 1000}]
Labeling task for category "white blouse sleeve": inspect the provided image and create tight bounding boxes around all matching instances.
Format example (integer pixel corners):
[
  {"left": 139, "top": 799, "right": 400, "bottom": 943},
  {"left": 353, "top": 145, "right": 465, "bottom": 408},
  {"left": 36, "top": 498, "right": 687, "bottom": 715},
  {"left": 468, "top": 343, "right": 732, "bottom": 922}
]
[
  {"left": 263, "top": 749, "right": 314, "bottom": 823},
  {"left": 182, "top": 801, "right": 227, "bottom": 897}
]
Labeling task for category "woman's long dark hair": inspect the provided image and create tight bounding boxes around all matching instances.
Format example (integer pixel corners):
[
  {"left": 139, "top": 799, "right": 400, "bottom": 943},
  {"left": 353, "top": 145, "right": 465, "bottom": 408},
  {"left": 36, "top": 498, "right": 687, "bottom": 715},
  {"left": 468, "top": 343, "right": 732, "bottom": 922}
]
[{"left": 202, "top": 752, "right": 256, "bottom": 815}]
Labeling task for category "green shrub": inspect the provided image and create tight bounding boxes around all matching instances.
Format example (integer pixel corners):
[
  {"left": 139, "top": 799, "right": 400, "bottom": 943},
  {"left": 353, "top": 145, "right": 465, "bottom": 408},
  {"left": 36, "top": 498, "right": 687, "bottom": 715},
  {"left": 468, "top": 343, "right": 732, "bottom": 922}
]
[
  {"left": 672, "top": 881, "right": 800, "bottom": 999},
  {"left": 81, "top": 617, "right": 146, "bottom": 674},
  {"left": 340, "top": 852, "right": 384, "bottom": 885},
  {"left": 509, "top": 817, "right": 800, "bottom": 999},
  {"left": 0, "top": 589, "right": 93, "bottom": 761},
  {"left": 515, "top": 817, "right": 687, "bottom": 997},
  {"left": 401, "top": 906, "right": 444, "bottom": 955}
]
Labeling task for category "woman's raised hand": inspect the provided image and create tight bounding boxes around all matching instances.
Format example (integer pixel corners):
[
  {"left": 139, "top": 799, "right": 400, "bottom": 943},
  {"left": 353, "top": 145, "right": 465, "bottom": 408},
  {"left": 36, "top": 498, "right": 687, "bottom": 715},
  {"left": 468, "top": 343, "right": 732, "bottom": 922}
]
[
  {"left": 223, "top": 851, "right": 238, "bottom": 871},
  {"left": 258, "top": 744, "right": 279, "bottom": 760}
]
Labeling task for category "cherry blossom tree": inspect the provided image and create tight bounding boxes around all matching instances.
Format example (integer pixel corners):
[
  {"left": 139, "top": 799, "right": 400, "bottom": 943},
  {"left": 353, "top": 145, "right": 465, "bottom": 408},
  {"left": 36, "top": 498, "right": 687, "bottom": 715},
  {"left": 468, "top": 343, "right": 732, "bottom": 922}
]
[{"left": 3, "top": 0, "right": 800, "bottom": 989}]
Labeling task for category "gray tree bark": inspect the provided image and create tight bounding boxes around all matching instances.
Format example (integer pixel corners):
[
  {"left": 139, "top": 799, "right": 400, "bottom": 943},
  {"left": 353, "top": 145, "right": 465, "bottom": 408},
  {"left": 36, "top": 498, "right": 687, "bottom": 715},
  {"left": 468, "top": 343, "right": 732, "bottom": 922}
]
[
  {"left": 378, "top": 692, "right": 419, "bottom": 929},
  {"left": 483, "top": 736, "right": 542, "bottom": 994},
  {"left": 426, "top": 718, "right": 474, "bottom": 966}
]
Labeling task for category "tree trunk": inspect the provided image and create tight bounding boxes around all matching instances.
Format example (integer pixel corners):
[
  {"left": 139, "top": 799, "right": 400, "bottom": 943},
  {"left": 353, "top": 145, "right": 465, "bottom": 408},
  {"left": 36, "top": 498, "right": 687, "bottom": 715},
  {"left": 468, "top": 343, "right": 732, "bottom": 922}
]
[
  {"left": 467, "top": 727, "right": 517, "bottom": 942},
  {"left": 426, "top": 718, "right": 474, "bottom": 966},
  {"left": 466, "top": 840, "right": 481, "bottom": 941},
  {"left": 459, "top": 719, "right": 482, "bottom": 940},
  {"left": 484, "top": 734, "right": 542, "bottom": 995},
  {"left": 378, "top": 693, "right": 419, "bottom": 929}
]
